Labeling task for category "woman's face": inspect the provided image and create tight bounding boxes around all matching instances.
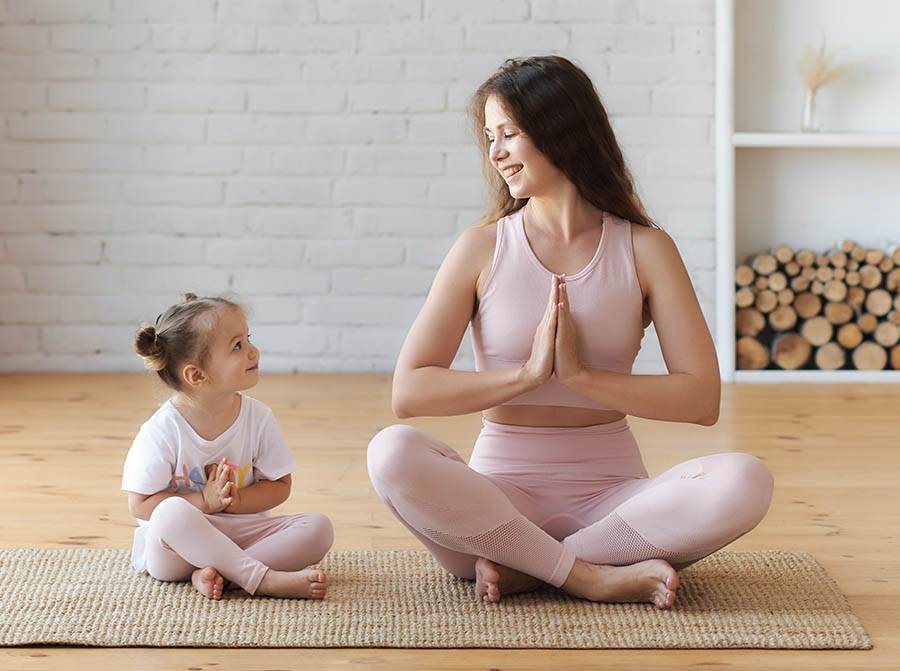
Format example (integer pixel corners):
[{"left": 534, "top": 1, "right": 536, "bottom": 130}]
[{"left": 483, "top": 94, "right": 563, "bottom": 199}]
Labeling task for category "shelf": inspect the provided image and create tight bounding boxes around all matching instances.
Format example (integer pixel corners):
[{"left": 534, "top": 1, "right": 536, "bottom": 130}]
[
  {"left": 734, "top": 370, "right": 900, "bottom": 383},
  {"left": 733, "top": 132, "right": 900, "bottom": 148}
]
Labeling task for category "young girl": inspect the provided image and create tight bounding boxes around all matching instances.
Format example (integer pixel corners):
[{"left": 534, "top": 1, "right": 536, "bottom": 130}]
[{"left": 123, "top": 293, "right": 334, "bottom": 600}]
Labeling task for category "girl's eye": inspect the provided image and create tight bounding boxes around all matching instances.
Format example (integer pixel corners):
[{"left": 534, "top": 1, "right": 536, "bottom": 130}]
[{"left": 234, "top": 333, "right": 251, "bottom": 350}]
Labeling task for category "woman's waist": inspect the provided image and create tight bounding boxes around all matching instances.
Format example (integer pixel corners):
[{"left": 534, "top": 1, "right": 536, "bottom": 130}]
[{"left": 483, "top": 404, "right": 625, "bottom": 428}]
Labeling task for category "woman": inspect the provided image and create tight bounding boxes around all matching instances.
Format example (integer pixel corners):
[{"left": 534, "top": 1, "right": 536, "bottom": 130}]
[{"left": 367, "top": 56, "right": 773, "bottom": 609}]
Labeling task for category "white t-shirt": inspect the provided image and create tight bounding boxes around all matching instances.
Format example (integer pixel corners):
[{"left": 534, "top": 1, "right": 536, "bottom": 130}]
[{"left": 121, "top": 393, "right": 296, "bottom": 572}]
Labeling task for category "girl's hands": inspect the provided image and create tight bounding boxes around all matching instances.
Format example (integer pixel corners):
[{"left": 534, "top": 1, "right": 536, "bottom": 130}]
[
  {"left": 522, "top": 274, "right": 559, "bottom": 387},
  {"left": 554, "top": 277, "right": 584, "bottom": 386},
  {"left": 201, "top": 458, "right": 237, "bottom": 514}
]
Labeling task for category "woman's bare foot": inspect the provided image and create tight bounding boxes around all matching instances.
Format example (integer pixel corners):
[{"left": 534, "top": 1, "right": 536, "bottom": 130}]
[
  {"left": 256, "top": 568, "right": 327, "bottom": 600},
  {"left": 562, "top": 558, "right": 679, "bottom": 609},
  {"left": 474, "top": 557, "right": 543, "bottom": 604},
  {"left": 191, "top": 567, "right": 224, "bottom": 600}
]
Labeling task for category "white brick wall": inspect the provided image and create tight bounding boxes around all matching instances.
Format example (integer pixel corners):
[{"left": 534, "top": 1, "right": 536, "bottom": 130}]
[{"left": 0, "top": 0, "right": 716, "bottom": 374}]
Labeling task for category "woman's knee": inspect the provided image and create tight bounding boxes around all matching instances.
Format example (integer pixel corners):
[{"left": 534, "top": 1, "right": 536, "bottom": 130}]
[
  {"left": 714, "top": 452, "right": 775, "bottom": 528},
  {"left": 366, "top": 423, "right": 429, "bottom": 486}
]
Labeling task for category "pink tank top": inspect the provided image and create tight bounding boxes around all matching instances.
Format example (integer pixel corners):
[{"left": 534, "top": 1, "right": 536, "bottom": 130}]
[{"left": 471, "top": 206, "right": 645, "bottom": 410}]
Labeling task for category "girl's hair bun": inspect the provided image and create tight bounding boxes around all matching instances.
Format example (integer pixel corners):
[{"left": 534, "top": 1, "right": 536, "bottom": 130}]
[
  {"left": 134, "top": 324, "right": 167, "bottom": 371},
  {"left": 180, "top": 292, "right": 198, "bottom": 303}
]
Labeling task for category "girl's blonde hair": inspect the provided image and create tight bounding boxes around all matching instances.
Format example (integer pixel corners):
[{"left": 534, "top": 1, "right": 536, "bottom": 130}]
[{"left": 134, "top": 293, "right": 245, "bottom": 391}]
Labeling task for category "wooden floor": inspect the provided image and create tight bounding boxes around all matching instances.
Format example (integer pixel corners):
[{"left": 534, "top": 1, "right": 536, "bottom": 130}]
[{"left": 1, "top": 373, "right": 897, "bottom": 670}]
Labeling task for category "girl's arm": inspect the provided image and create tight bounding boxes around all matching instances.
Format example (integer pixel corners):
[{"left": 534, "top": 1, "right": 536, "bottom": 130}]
[
  {"left": 127, "top": 490, "right": 207, "bottom": 521},
  {"left": 224, "top": 474, "right": 291, "bottom": 514},
  {"left": 393, "top": 226, "right": 546, "bottom": 418}
]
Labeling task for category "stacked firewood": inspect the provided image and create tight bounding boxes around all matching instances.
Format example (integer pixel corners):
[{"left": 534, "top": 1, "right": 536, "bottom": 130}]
[{"left": 735, "top": 241, "right": 900, "bottom": 371}]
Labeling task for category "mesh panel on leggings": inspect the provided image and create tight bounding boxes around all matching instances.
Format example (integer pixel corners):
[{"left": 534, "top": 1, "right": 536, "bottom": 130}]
[
  {"left": 422, "top": 517, "right": 562, "bottom": 583},
  {"left": 590, "top": 513, "right": 730, "bottom": 567}
]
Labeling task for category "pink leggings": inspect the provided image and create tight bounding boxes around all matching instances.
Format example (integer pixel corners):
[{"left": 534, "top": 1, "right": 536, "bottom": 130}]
[
  {"left": 144, "top": 496, "right": 334, "bottom": 594},
  {"left": 367, "top": 419, "right": 774, "bottom": 588}
]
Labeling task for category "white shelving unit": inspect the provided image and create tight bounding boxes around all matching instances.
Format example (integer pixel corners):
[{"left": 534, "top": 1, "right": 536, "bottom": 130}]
[{"left": 715, "top": 0, "right": 900, "bottom": 383}]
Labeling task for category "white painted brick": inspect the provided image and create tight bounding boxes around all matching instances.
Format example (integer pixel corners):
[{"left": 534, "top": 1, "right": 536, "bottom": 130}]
[
  {"left": 251, "top": 323, "right": 330, "bottom": 356},
  {"left": 217, "top": 0, "right": 317, "bottom": 24},
  {"left": 467, "top": 24, "right": 569, "bottom": 53},
  {"left": 647, "top": 148, "right": 714, "bottom": 180},
  {"left": 249, "top": 85, "right": 345, "bottom": 113},
  {"left": 248, "top": 209, "right": 354, "bottom": 238},
  {"left": 0, "top": 143, "right": 142, "bottom": 172},
  {"left": 7, "top": 235, "right": 102, "bottom": 264},
  {"left": 444, "top": 147, "right": 482, "bottom": 176},
  {"left": 572, "top": 25, "right": 671, "bottom": 56},
  {"left": 231, "top": 268, "right": 329, "bottom": 295},
  {"left": 639, "top": 0, "right": 714, "bottom": 25},
  {"left": 123, "top": 265, "right": 230, "bottom": 294},
  {"left": 404, "top": 55, "right": 505, "bottom": 83},
  {"left": 0, "top": 325, "right": 40, "bottom": 354},
  {"left": 108, "top": 207, "right": 248, "bottom": 236},
  {"left": 534, "top": 0, "right": 637, "bottom": 22},
  {"left": 611, "top": 116, "right": 709, "bottom": 147},
  {"left": 205, "top": 238, "right": 304, "bottom": 267},
  {"left": 257, "top": 26, "right": 358, "bottom": 53},
  {"left": 674, "top": 26, "right": 715, "bottom": 55},
  {"left": 51, "top": 25, "right": 150, "bottom": 52},
  {"left": 407, "top": 114, "right": 468, "bottom": 144},
  {"left": 0, "top": 204, "right": 113, "bottom": 234},
  {"left": 95, "top": 53, "right": 205, "bottom": 80},
  {"left": 58, "top": 294, "right": 174, "bottom": 324},
  {"left": 427, "top": 177, "right": 482, "bottom": 207},
  {"left": 106, "top": 115, "right": 206, "bottom": 142},
  {"left": 18, "top": 175, "right": 120, "bottom": 203},
  {"left": 305, "top": 296, "right": 421, "bottom": 326},
  {"left": 302, "top": 55, "right": 403, "bottom": 83},
  {"left": 640, "top": 179, "right": 713, "bottom": 212},
  {"left": 346, "top": 148, "right": 442, "bottom": 176},
  {"left": 226, "top": 178, "right": 331, "bottom": 206},
  {"left": 665, "top": 209, "right": 714, "bottom": 239},
  {"left": 202, "top": 55, "right": 301, "bottom": 82},
  {"left": 147, "top": 85, "right": 245, "bottom": 113},
  {"left": 332, "top": 267, "right": 436, "bottom": 296},
  {"left": 0, "top": 266, "right": 26, "bottom": 291},
  {"left": 320, "top": 0, "right": 420, "bottom": 23},
  {"left": 41, "top": 324, "right": 136, "bottom": 355},
  {"left": 353, "top": 208, "right": 456, "bottom": 237},
  {"left": 690, "top": 269, "right": 716, "bottom": 302},
  {"left": 0, "top": 295, "right": 61, "bottom": 323},
  {"left": 0, "top": 177, "right": 18, "bottom": 203},
  {"left": 123, "top": 177, "right": 223, "bottom": 205},
  {"left": 652, "top": 85, "right": 714, "bottom": 115},
  {"left": 0, "top": 26, "right": 50, "bottom": 52},
  {"left": 348, "top": 84, "right": 444, "bottom": 113},
  {"left": 425, "top": 0, "right": 528, "bottom": 22},
  {"left": 0, "top": 353, "right": 142, "bottom": 373},
  {"left": 152, "top": 24, "right": 255, "bottom": 52},
  {"left": 0, "top": 84, "right": 46, "bottom": 110},
  {"left": 105, "top": 236, "right": 205, "bottom": 264},
  {"left": 244, "top": 148, "right": 342, "bottom": 175},
  {"left": 304, "top": 239, "right": 404, "bottom": 267},
  {"left": 306, "top": 115, "right": 406, "bottom": 144},
  {"left": 673, "top": 238, "right": 716, "bottom": 271},
  {"left": 362, "top": 25, "right": 464, "bottom": 53},
  {"left": 48, "top": 83, "right": 144, "bottom": 112},
  {"left": 405, "top": 237, "right": 453, "bottom": 267},
  {"left": 0, "top": 238, "right": 6, "bottom": 262},
  {"left": 144, "top": 146, "right": 242, "bottom": 174},
  {"left": 8, "top": 113, "right": 107, "bottom": 141},
  {"left": 26, "top": 265, "right": 123, "bottom": 294},
  {"left": 4, "top": 0, "right": 111, "bottom": 23},
  {"left": 116, "top": 1, "right": 217, "bottom": 22},
  {"left": 599, "top": 85, "right": 651, "bottom": 115},
  {"left": 340, "top": 327, "right": 406, "bottom": 358},
  {"left": 242, "top": 296, "right": 302, "bottom": 324},
  {"left": 208, "top": 115, "right": 305, "bottom": 144},
  {"left": 333, "top": 178, "right": 428, "bottom": 206}
]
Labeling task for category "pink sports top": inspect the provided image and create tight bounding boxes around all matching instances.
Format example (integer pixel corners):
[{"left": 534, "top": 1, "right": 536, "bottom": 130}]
[{"left": 471, "top": 206, "right": 645, "bottom": 410}]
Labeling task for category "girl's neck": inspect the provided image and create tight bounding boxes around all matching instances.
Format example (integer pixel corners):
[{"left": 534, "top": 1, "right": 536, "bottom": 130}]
[{"left": 172, "top": 389, "right": 239, "bottom": 419}]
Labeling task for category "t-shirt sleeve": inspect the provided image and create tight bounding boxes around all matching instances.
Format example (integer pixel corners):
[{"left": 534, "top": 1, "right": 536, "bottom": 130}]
[
  {"left": 121, "top": 426, "right": 175, "bottom": 495},
  {"left": 253, "top": 411, "right": 296, "bottom": 482}
]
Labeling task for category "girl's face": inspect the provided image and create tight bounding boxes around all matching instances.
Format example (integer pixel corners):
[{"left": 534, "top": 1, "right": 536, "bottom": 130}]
[
  {"left": 203, "top": 307, "right": 260, "bottom": 393},
  {"left": 483, "top": 94, "right": 565, "bottom": 199}
]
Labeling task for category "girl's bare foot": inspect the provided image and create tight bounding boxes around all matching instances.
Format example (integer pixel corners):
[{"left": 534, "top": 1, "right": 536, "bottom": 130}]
[
  {"left": 191, "top": 567, "right": 224, "bottom": 600},
  {"left": 562, "top": 558, "right": 679, "bottom": 609},
  {"left": 256, "top": 568, "right": 327, "bottom": 600},
  {"left": 474, "top": 557, "right": 543, "bottom": 604}
]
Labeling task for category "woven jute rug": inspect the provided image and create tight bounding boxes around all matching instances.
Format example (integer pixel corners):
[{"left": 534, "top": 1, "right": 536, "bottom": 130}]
[{"left": 0, "top": 548, "right": 871, "bottom": 649}]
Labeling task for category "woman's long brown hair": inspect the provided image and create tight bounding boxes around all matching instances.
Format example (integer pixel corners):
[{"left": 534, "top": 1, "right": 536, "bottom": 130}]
[{"left": 467, "top": 55, "right": 659, "bottom": 230}]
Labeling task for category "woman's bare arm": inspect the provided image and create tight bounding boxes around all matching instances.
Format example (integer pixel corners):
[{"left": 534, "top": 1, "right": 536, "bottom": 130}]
[
  {"left": 392, "top": 226, "right": 550, "bottom": 418},
  {"left": 560, "top": 227, "right": 721, "bottom": 425}
]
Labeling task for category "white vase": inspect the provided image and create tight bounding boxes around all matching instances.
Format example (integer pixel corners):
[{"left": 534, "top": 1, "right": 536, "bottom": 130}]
[{"left": 801, "top": 89, "right": 820, "bottom": 133}]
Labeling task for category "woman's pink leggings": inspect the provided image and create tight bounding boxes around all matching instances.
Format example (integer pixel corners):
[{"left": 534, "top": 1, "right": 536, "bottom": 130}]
[
  {"left": 367, "top": 418, "right": 774, "bottom": 588},
  {"left": 144, "top": 496, "right": 334, "bottom": 594}
]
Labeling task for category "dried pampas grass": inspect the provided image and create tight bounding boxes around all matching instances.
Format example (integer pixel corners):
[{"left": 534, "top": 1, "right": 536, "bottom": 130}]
[{"left": 798, "top": 38, "right": 849, "bottom": 93}]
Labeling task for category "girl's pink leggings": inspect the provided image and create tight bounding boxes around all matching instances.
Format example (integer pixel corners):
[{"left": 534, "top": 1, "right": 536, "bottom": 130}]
[
  {"left": 144, "top": 496, "right": 334, "bottom": 594},
  {"left": 367, "top": 418, "right": 774, "bottom": 588}
]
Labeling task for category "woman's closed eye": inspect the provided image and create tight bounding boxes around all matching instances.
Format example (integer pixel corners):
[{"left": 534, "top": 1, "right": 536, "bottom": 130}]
[{"left": 487, "top": 134, "right": 515, "bottom": 143}]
